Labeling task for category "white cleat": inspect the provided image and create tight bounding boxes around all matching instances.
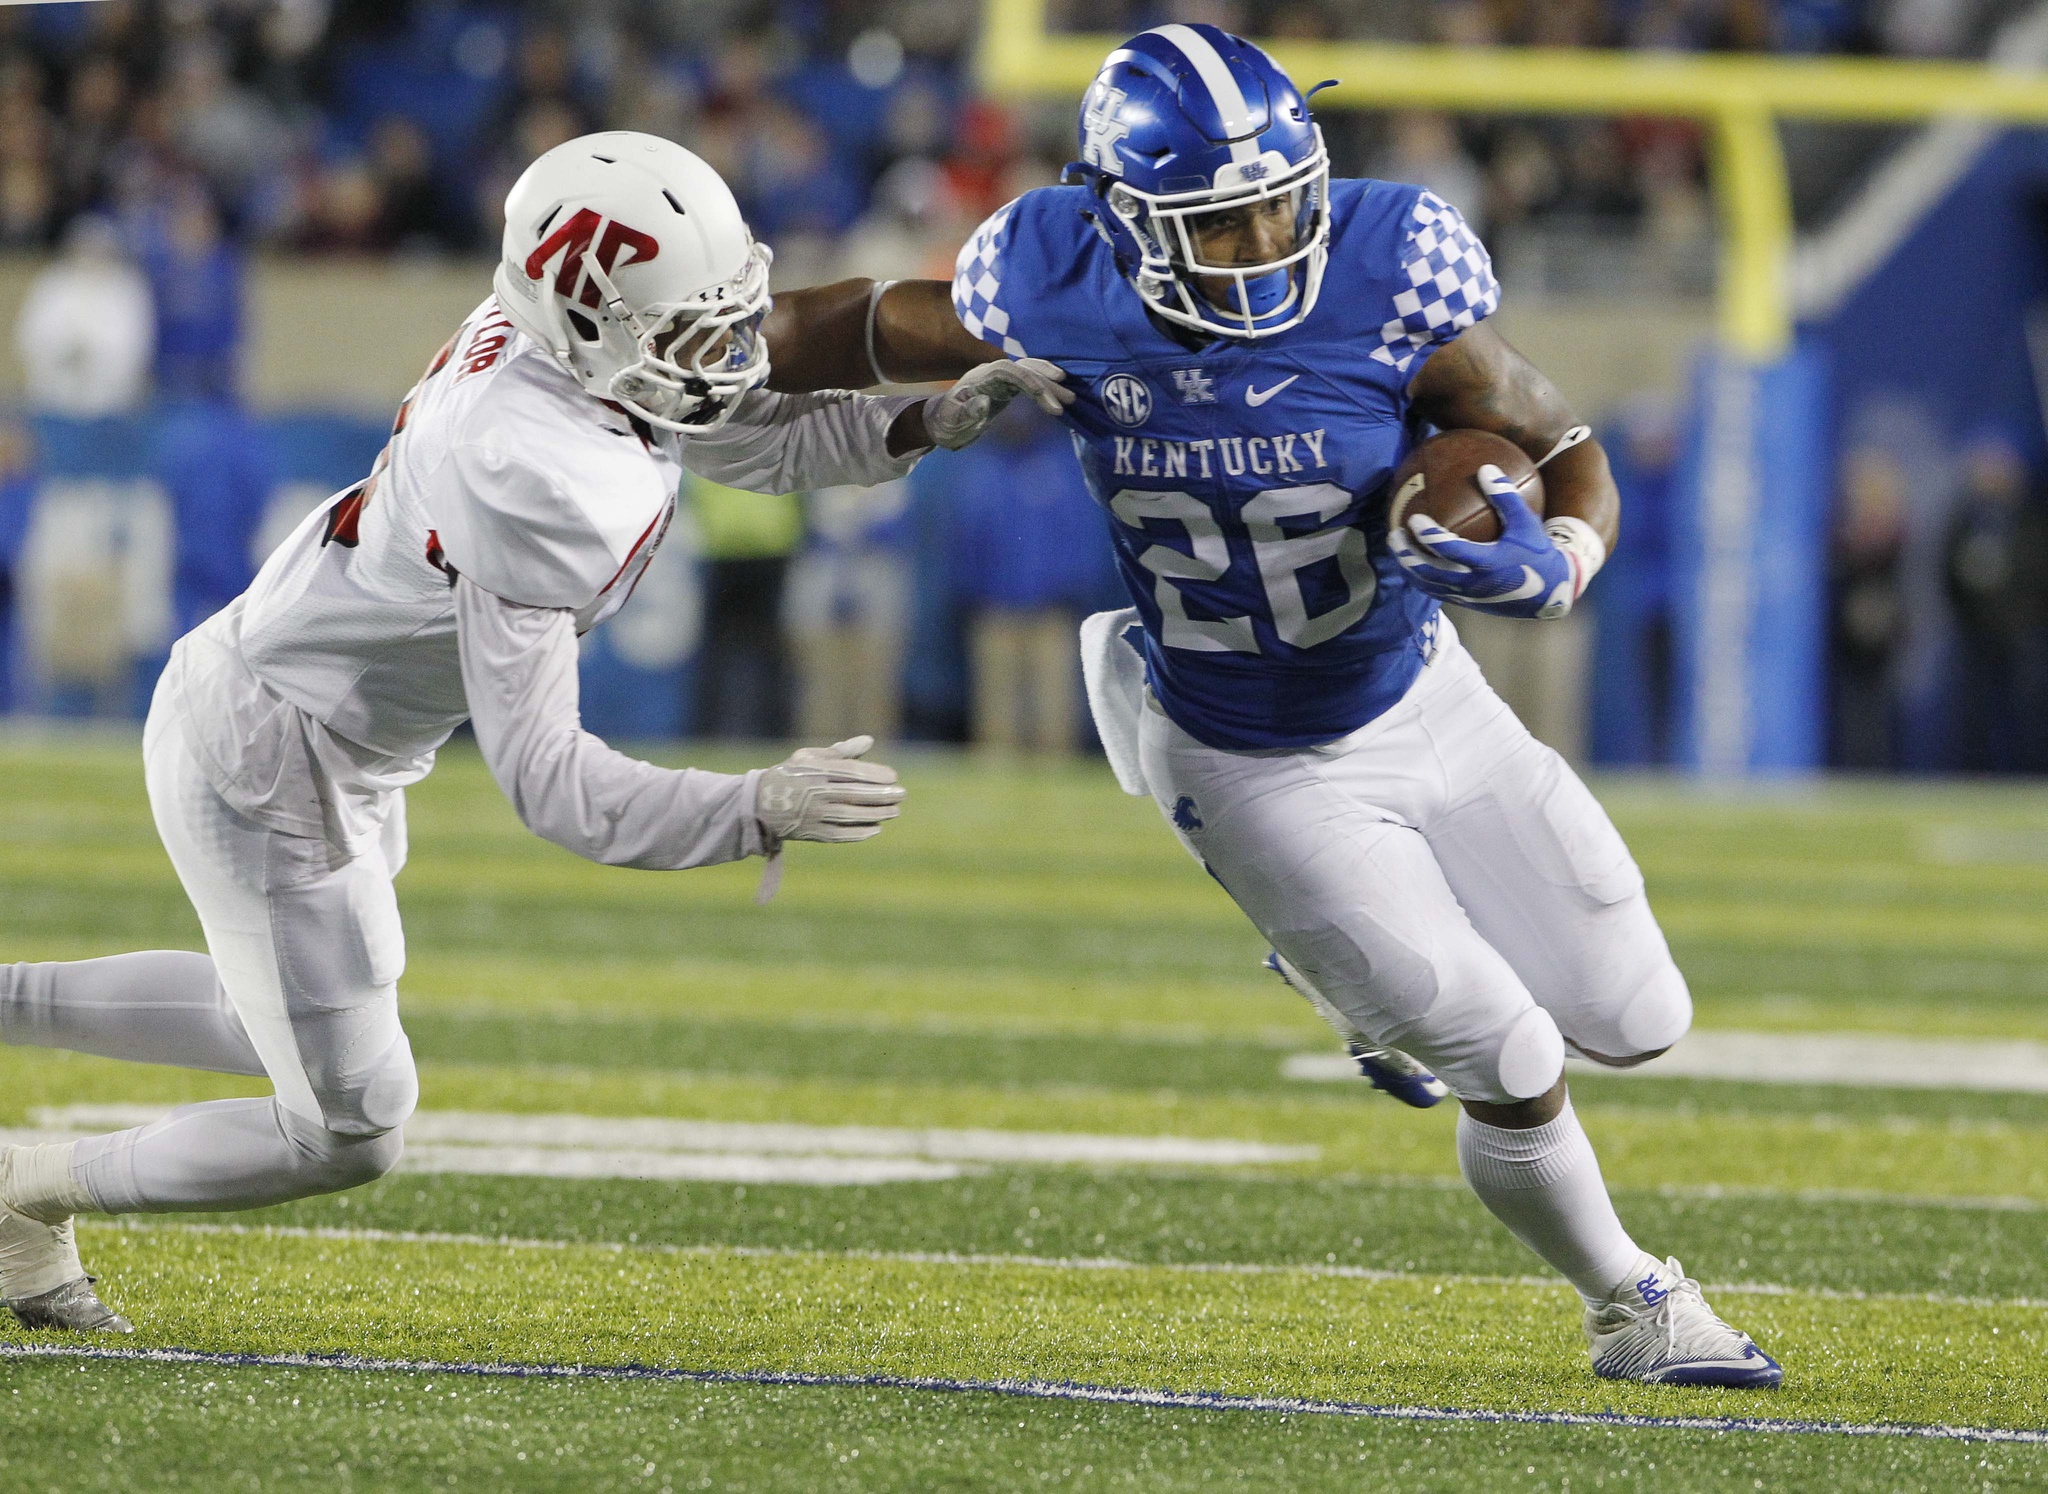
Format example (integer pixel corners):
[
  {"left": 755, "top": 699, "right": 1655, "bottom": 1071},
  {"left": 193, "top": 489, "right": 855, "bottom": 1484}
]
[
  {"left": 1586, "top": 1257, "right": 1780, "bottom": 1388},
  {"left": 0, "top": 1150, "right": 131, "bottom": 1334}
]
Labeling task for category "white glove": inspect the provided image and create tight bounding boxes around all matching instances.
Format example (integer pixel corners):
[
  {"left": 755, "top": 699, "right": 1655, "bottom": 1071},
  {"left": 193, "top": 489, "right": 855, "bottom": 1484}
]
[
  {"left": 921, "top": 358, "right": 1073, "bottom": 450},
  {"left": 755, "top": 735, "right": 906, "bottom": 846}
]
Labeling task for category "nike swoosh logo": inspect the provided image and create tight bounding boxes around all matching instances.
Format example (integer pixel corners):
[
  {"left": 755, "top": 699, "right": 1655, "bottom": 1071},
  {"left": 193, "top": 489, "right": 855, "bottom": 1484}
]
[
  {"left": 1475, "top": 566, "right": 1547, "bottom": 604},
  {"left": 1244, "top": 375, "right": 1300, "bottom": 407}
]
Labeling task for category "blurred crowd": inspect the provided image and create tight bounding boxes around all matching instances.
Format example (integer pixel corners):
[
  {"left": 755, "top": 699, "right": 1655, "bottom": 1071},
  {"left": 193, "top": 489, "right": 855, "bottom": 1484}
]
[
  {"left": 0, "top": 0, "right": 2041, "bottom": 769},
  {"left": 1830, "top": 412, "right": 2048, "bottom": 773},
  {"left": 0, "top": 0, "right": 2029, "bottom": 296}
]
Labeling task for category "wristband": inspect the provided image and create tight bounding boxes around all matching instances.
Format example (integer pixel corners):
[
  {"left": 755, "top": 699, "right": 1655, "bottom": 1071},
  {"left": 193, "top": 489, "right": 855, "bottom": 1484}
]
[
  {"left": 1543, "top": 515, "right": 1608, "bottom": 602},
  {"left": 864, "top": 279, "right": 897, "bottom": 387}
]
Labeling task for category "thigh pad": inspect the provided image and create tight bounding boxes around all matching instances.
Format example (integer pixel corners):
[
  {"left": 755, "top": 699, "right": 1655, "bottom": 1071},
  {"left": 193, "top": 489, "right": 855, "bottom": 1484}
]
[{"left": 264, "top": 836, "right": 416, "bottom": 1136}]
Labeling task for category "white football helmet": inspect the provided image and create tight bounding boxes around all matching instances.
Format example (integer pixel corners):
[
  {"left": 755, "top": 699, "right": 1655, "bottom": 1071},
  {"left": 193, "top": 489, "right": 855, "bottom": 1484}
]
[{"left": 493, "top": 131, "right": 772, "bottom": 433}]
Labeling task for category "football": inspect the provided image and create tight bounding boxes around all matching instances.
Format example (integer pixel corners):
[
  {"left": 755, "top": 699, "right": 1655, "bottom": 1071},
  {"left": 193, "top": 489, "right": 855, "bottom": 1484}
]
[{"left": 1386, "top": 429, "right": 1544, "bottom": 546}]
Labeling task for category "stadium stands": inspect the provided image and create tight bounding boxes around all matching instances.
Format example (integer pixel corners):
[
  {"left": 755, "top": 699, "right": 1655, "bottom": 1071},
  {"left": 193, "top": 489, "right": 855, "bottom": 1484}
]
[{"left": 0, "top": 0, "right": 2038, "bottom": 768}]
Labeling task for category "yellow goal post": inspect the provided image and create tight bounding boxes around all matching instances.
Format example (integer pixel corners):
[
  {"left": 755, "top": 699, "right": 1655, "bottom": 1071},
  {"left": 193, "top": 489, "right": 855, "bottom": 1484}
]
[{"left": 976, "top": 0, "right": 2048, "bottom": 361}]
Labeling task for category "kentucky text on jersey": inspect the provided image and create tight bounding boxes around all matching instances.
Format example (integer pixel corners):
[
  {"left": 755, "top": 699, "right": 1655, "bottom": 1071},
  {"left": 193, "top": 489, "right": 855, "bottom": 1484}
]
[
  {"left": 953, "top": 177, "right": 1500, "bottom": 751},
  {"left": 1110, "top": 429, "right": 1329, "bottom": 480}
]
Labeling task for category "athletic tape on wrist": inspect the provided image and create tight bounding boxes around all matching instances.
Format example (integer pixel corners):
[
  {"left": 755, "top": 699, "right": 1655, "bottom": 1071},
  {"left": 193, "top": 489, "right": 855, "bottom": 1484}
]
[{"left": 1543, "top": 514, "right": 1608, "bottom": 600}]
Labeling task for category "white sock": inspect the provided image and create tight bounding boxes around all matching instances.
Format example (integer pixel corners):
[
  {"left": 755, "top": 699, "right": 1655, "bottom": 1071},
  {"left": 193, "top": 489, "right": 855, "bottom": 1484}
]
[
  {"left": 1456, "top": 1102, "right": 1652, "bottom": 1306},
  {"left": 1, "top": 1142, "right": 99, "bottom": 1224},
  {"left": 0, "top": 1212, "right": 84, "bottom": 1298}
]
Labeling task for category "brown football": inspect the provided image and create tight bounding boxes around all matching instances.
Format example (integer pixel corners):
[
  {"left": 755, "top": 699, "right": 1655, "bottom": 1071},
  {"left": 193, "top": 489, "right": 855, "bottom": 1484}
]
[{"left": 1386, "top": 429, "right": 1543, "bottom": 546}]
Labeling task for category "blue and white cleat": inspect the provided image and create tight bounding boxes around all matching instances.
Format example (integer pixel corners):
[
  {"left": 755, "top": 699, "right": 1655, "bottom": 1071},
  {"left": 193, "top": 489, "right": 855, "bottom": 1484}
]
[
  {"left": 1341, "top": 1036, "right": 1452, "bottom": 1109},
  {"left": 1586, "top": 1257, "right": 1783, "bottom": 1388},
  {"left": 1263, "top": 951, "right": 1450, "bottom": 1109}
]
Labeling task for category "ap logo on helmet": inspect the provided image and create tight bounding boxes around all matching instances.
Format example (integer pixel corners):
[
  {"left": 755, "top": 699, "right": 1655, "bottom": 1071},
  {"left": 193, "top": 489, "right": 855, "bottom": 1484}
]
[{"left": 524, "top": 208, "right": 660, "bottom": 309}]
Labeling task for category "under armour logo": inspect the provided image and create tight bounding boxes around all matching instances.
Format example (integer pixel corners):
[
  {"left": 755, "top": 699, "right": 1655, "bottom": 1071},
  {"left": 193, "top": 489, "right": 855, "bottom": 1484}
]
[
  {"left": 1238, "top": 160, "right": 1269, "bottom": 181},
  {"left": 1082, "top": 84, "right": 1131, "bottom": 170},
  {"left": 1171, "top": 795, "right": 1204, "bottom": 833},
  {"left": 524, "top": 207, "right": 660, "bottom": 311},
  {"left": 1171, "top": 368, "right": 1217, "bottom": 405}
]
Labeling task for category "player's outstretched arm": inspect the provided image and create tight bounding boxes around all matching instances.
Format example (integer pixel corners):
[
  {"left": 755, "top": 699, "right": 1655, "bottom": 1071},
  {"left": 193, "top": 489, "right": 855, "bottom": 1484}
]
[
  {"left": 454, "top": 576, "right": 903, "bottom": 870},
  {"left": 1406, "top": 321, "right": 1620, "bottom": 554},
  {"left": 762, "top": 279, "right": 1007, "bottom": 392},
  {"left": 682, "top": 386, "right": 932, "bottom": 497}
]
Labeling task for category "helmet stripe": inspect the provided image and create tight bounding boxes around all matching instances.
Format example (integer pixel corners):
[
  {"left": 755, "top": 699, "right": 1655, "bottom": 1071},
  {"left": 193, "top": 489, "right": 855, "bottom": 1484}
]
[{"left": 1149, "top": 24, "right": 1260, "bottom": 164}]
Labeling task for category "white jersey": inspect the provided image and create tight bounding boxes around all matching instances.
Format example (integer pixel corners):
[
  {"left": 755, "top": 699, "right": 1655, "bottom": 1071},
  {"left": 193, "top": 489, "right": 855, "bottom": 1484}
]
[{"left": 163, "top": 296, "right": 921, "bottom": 854}]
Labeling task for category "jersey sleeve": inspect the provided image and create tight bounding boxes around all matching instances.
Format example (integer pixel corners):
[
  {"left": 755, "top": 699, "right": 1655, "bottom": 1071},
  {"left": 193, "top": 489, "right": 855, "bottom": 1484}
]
[
  {"left": 1368, "top": 190, "right": 1501, "bottom": 376},
  {"left": 679, "top": 387, "right": 925, "bottom": 495},
  {"left": 430, "top": 425, "right": 667, "bottom": 611},
  {"left": 454, "top": 574, "right": 765, "bottom": 870},
  {"left": 952, "top": 198, "right": 1032, "bottom": 359}
]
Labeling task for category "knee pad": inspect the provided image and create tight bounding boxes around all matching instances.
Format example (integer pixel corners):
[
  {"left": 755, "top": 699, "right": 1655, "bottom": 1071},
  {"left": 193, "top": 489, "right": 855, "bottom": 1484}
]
[
  {"left": 304, "top": 1025, "right": 418, "bottom": 1138},
  {"left": 277, "top": 1104, "right": 405, "bottom": 1191},
  {"left": 1586, "top": 960, "right": 1692, "bottom": 1064},
  {"left": 1495, "top": 1005, "right": 1566, "bottom": 1101}
]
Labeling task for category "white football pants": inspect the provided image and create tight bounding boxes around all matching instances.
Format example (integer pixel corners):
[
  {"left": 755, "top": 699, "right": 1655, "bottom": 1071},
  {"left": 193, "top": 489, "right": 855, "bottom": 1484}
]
[
  {"left": 1138, "top": 624, "right": 1689, "bottom": 1105},
  {"left": 38, "top": 703, "right": 418, "bottom": 1213}
]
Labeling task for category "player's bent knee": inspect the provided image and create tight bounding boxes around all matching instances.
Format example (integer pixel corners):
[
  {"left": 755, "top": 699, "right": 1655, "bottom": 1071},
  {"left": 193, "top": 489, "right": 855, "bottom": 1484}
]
[
  {"left": 321, "top": 1128, "right": 403, "bottom": 1191},
  {"left": 306, "top": 1026, "right": 419, "bottom": 1139},
  {"left": 277, "top": 1105, "right": 406, "bottom": 1191},
  {"left": 1494, "top": 1006, "right": 1565, "bottom": 1102}
]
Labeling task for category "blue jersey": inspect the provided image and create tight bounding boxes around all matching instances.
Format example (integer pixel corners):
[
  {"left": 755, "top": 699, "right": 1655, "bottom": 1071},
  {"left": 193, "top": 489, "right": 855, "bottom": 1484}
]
[{"left": 952, "top": 177, "right": 1500, "bottom": 749}]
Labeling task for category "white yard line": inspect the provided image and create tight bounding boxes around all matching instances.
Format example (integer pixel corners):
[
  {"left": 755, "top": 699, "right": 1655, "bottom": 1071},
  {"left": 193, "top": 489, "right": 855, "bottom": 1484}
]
[
  {"left": 14, "top": 1104, "right": 2048, "bottom": 1205},
  {"left": 1286, "top": 1030, "right": 2048, "bottom": 1093},
  {"left": 401, "top": 1145, "right": 967, "bottom": 1186},
  {"left": 15, "top": 1105, "right": 1316, "bottom": 1188}
]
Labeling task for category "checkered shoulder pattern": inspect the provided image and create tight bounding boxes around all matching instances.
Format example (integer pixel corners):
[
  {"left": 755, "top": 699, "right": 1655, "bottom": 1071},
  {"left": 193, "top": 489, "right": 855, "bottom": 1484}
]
[
  {"left": 1369, "top": 191, "right": 1499, "bottom": 375},
  {"left": 952, "top": 200, "right": 1029, "bottom": 359}
]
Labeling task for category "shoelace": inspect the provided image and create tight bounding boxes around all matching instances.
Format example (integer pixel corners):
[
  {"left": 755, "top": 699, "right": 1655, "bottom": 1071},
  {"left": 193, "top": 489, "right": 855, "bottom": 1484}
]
[
  {"left": 1651, "top": 1269, "right": 1733, "bottom": 1362},
  {"left": 1658, "top": 1276, "right": 1693, "bottom": 1359}
]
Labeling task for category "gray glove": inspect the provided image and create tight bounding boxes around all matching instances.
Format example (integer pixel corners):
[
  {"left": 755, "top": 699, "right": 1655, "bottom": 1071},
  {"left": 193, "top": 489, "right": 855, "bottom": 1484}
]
[
  {"left": 921, "top": 357, "right": 1073, "bottom": 450},
  {"left": 755, "top": 735, "right": 906, "bottom": 846}
]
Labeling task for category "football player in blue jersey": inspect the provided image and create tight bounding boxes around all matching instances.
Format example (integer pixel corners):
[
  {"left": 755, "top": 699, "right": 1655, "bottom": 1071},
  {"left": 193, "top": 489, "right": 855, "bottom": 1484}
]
[{"left": 761, "top": 23, "right": 1780, "bottom": 1388}]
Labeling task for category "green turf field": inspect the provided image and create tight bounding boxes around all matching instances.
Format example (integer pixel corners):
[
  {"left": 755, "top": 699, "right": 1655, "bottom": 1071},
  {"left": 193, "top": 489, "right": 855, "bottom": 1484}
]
[{"left": 2, "top": 732, "right": 2046, "bottom": 1491}]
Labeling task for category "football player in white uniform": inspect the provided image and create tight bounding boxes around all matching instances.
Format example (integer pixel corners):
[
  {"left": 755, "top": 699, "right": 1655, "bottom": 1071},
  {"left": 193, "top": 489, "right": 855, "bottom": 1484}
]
[{"left": 0, "top": 132, "right": 1067, "bottom": 1332}]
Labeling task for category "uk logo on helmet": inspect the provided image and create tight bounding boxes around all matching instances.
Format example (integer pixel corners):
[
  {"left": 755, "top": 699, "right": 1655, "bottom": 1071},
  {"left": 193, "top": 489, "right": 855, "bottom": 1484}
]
[
  {"left": 1081, "top": 84, "right": 1131, "bottom": 170},
  {"left": 524, "top": 208, "right": 660, "bottom": 309},
  {"left": 1101, "top": 373, "right": 1152, "bottom": 427}
]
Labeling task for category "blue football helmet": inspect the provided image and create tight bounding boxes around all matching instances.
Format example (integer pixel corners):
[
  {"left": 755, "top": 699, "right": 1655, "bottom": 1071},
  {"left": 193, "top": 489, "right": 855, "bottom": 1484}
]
[{"left": 1066, "top": 23, "right": 1330, "bottom": 339}]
